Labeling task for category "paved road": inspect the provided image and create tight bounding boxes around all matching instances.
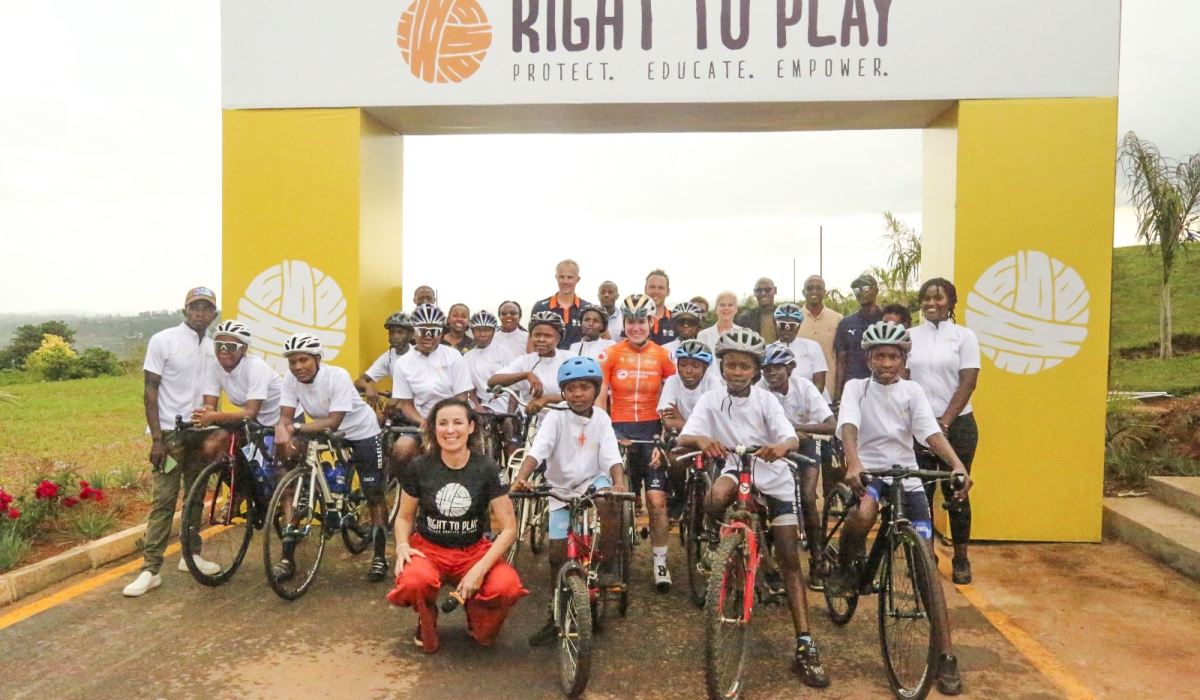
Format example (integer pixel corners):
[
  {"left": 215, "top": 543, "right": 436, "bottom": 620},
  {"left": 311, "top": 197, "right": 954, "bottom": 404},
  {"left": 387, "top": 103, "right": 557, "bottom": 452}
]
[{"left": 1, "top": 532, "right": 1063, "bottom": 700}]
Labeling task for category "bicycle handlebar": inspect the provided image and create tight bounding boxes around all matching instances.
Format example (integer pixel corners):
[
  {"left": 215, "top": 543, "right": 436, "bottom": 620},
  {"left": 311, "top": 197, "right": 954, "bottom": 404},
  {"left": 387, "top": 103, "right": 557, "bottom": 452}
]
[
  {"left": 859, "top": 468, "right": 966, "bottom": 488},
  {"left": 509, "top": 486, "right": 636, "bottom": 503},
  {"left": 487, "top": 386, "right": 569, "bottom": 412}
]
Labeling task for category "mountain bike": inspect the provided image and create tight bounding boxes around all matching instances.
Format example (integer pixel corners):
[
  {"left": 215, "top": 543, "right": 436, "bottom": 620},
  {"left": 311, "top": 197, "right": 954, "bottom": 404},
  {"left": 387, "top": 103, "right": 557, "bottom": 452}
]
[
  {"left": 379, "top": 418, "right": 420, "bottom": 528},
  {"left": 511, "top": 485, "right": 636, "bottom": 698},
  {"left": 820, "top": 467, "right": 965, "bottom": 700},
  {"left": 704, "top": 445, "right": 812, "bottom": 700},
  {"left": 676, "top": 449, "right": 719, "bottom": 608},
  {"left": 180, "top": 416, "right": 276, "bottom": 587},
  {"left": 262, "top": 428, "right": 376, "bottom": 600},
  {"left": 491, "top": 386, "right": 565, "bottom": 563}
]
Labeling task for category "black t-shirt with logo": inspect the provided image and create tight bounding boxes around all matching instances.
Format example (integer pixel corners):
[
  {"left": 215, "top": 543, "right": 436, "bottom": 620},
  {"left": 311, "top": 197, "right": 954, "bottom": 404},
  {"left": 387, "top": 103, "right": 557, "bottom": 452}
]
[
  {"left": 402, "top": 452, "right": 508, "bottom": 549},
  {"left": 833, "top": 309, "right": 882, "bottom": 383}
]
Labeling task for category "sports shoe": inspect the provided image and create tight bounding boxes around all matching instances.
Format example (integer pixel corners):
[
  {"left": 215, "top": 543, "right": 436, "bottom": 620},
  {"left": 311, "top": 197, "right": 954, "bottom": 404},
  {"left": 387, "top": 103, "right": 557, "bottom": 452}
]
[
  {"left": 123, "top": 571, "right": 162, "bottom": 597},
  {"left": 951, "top": 556, "right": 973, "bottom": 585},
  {"left": 412, "top": 624, "right": 424, "bottom": 648},
  {"left": 272, "top": 559, "right": 296, "bottom": 582},
  {"left": 528, "top": 619, "right": 558, "bottom": 647},
  {"left": 179, "top": 554, "right": 222, "bottom": 576},
  {"left": 793, "top": 636, "right": 831, "bottom": 688},
  {"left": 935, "top": 653, "right": 963, "bottom": 695},
  {"left": 368, "top": 555, "right": 389, "bottom": 582},
  {"left": 654, "top": 562, "right": 672, "bottom": 593},
  {"left": 763, "top": 569, "right": 786, "bottom": 598}
]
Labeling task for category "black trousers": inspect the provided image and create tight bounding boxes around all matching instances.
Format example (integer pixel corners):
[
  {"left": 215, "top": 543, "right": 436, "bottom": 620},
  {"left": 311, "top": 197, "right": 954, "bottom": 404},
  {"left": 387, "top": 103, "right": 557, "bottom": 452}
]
[{"left": 918, "top": 412, "right": 978, "bottom": 546}]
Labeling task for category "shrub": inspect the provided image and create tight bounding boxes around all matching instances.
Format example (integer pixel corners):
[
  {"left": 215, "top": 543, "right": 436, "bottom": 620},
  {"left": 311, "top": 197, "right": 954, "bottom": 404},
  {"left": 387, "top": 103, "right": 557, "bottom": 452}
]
[
  {"left": 113, "top": 464, "right": 144, "bottom": 489},
  {"left": 23, "top": 334, "right": 78, "bottom": 381},
  {"left": 1105, "top": 398, "right": 1161, "bottom": 451},
  {"left": 72, "top": 509, "right": 117, "bottom": 540},
  {"left": 0, "top": 530, "right": 31, "bottom": 572},
  {"left": 73, "top": 348, "right": 123, "bottom": 379}
]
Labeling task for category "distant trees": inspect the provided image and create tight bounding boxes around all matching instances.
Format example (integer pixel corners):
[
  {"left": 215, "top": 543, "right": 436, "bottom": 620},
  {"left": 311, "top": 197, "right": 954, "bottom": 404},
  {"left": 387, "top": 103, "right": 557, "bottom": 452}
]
[{"left": 0, "top": 323, "right": 122, "bottom": 381}]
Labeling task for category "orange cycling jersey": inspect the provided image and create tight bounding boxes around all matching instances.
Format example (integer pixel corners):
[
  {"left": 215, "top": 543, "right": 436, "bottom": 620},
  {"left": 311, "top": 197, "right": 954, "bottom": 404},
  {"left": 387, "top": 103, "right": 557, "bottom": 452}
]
[{"left": 599, "top": 340, "right": 676, "bottom": 423}]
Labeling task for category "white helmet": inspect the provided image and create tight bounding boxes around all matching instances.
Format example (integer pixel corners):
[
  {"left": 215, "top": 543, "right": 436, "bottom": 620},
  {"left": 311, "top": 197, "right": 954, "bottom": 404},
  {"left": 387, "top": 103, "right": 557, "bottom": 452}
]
[
  {"left": 213, "top": 320, "right": 252, "bottom": 347},
  {"left": 715, "top": 328, "right": 767, "bottom": 363},
  {"left": 861, "top": 321, "right": 912, "bottom": 352},
  {"left": 282, "top": 333, "right": 323, "bottom": 358}
]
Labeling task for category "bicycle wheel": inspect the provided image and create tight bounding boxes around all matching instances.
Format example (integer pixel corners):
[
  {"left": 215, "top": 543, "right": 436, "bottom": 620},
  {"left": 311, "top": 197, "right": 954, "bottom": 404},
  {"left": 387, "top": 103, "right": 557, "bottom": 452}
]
[
  {"left": 878, "top": 523, "right": 942, "bottom": 700},
  {"left": 385, "top": 476, "right": 402, "bottom": 528},
  {"left": 685, "top": 472, "right": 714, "bottom": 608},
  {"left": 704, "top": 532, "right": 750, "bottom": 700},
  {"left": 263, "top": 466, "right": 328, "bottom": 600},
  {"left": 341, "top": 488, "right": 372, "bottom": 554},
  {"left": 181, "top": 459, "right": 254, "bottom": 587},
  {"left": 558, "top": 570, "right": 593, "bottom": 698},
  {"left": 505, "top": 497, "right": 528, "bottom": 565},
  {"left": 821, "top": 484, "right": 859, "bottom": 625},
  {"left": 529, "top": 495, "right": 548, "bottom": 554},
  {"left": 618, "top": 501, "right": 634, "bottom": 616}
]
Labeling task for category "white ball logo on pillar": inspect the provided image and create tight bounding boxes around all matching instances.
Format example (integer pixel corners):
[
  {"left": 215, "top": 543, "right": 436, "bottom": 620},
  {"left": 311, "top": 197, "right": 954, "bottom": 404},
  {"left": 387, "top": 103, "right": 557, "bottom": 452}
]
[
  {"left": 965, "top": 251, "right": 1089, "bottom": 375},
  {"left": 237, "top": 261, "right": 347, "bottom": 374}
]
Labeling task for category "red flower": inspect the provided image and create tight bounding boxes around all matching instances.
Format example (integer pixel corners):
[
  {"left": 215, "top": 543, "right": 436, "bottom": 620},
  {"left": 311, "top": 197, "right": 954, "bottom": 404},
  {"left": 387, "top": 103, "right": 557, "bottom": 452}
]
[
  {"left": 0, "top": 490, "right": 12, "bottom": 508},
  {"left": 62, "top": 497, "right": 80, "bottom": 508},
  {"left": 34, "top": 480, "right": 59, "bottom": 500},
  {"left": 80, "top": 486, "right": 94, "bottom": 500},
  {"left": 93, "top": 490, "right": 104, "bottom": 502},
  {"left": 79, "top": 480, "right": 89, "bottom": 489},
  {"left": 6, "top": 509, "right": 18, "bottom": 519}
]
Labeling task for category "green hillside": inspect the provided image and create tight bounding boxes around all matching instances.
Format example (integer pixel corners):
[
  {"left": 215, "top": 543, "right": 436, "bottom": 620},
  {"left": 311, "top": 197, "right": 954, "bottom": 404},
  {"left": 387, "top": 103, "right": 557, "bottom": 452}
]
[{"left": 1109, "top": 243, "right": 1200, "bottom": 395}]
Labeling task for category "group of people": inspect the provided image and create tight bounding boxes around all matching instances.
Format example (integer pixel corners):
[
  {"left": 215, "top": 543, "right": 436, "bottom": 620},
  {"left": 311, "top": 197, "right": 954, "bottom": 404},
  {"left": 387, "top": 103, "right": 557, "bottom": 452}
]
[{"left": 128, "top": 259, "right": 984, "bottom": 694}]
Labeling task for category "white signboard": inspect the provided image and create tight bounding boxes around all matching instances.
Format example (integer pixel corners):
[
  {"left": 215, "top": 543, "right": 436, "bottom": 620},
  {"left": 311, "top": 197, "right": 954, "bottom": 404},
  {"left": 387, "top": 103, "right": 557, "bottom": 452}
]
[{"left": 222, "top": 0, "right": 1120, "bottom": 109}]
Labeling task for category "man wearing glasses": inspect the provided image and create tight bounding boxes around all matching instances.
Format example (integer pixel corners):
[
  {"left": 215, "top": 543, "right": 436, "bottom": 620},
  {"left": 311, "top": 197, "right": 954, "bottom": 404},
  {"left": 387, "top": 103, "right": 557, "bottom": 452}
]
[
  {"left": 797, "top": 276, "right": 843, "bottom": 398},
  {"left": 832, "top": 274, "right": 883, "bottom": 403},
  {"left": 530, "top": 259, "right": 592, "bottom": 350},
  {"left": 735, "top": 277, "right": 779, "bottom": 344}
]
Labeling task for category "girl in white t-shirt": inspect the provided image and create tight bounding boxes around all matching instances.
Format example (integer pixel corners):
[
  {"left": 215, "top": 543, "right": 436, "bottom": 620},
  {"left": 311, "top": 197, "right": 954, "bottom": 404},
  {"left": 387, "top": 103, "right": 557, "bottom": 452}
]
[
  {"left": 493, "top": 301, "right": 530, "bottom": 359},
  {"left": 831, "top": 320, "right": 971, "bottom": 695}
]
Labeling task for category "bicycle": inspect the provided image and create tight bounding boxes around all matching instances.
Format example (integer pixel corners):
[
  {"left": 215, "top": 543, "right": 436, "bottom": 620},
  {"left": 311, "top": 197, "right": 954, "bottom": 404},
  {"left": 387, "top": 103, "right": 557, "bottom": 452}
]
[
  {"left": 262, "top": 427, "right": 377, "bottom": 600},
  {"left": 379, "top": 418, "right": 420, "bottom": 528},
  {"left": 180, "top": 416, "right": 276, "bottom": 587},
  {"left": 511, "top": 485, "right": 636, "bottom": 699},
  {"left": 819, "top": 467, "right": 965, "bottom": 700},
  {"left": 675, "top": 449, "right": 719, "bottom": 608},
  {"left": 703, "top": 445, "right": 813, "bottom": 700}
]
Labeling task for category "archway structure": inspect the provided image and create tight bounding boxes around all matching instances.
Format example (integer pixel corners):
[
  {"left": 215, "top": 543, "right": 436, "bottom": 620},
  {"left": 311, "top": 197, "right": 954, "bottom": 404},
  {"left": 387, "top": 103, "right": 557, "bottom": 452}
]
[{"left": 221, "top": 0, "right": 1121, "bottom": 542}]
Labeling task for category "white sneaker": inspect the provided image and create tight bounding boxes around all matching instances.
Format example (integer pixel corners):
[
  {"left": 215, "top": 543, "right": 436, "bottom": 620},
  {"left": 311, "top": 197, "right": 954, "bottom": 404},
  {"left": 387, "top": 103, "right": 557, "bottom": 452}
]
[
  {"left": 123, "top": 571, "right": 162, "bottom": 597},
  {"left": 179, "top": 554, "right": 222, "bottom": 576},
  {"left": 654, "top": 562, "right": 672, "bottom": 593}
]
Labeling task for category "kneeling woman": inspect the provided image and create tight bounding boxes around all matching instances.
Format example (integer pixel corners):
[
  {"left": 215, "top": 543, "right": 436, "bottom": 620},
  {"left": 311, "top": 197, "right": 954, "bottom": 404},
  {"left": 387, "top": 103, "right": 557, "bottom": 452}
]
[{"left": 387, "top": 398, "right": 528, "bottom": 653}]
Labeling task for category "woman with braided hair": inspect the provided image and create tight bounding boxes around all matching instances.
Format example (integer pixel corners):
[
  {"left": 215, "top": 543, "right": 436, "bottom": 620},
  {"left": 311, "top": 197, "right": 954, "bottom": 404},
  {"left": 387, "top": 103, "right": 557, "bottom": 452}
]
[{"left": 906, "top": 278, "right": 981, "bottom": 585}]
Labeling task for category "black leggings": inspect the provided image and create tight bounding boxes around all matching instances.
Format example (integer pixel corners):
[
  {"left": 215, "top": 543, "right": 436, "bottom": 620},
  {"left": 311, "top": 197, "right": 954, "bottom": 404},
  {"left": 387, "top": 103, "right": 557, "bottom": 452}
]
[{"left": 918, "top": 413, "right": 978, "bottom": 546}]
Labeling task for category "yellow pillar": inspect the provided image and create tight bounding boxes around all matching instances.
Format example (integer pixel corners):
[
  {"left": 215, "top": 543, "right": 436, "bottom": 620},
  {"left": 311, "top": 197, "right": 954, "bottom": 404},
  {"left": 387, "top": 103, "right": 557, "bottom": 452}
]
[
  {"left": 922, "top": 98, "right": 1118, "bottom": 542},
  {"left": 222, "top": 108, "right": 404, "bottom": 377}
]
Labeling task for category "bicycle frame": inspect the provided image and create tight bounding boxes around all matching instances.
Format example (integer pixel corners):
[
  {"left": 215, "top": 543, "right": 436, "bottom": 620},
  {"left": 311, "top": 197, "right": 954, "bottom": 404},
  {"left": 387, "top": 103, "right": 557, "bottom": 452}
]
[{"left": 716, "top": 450, "right": 767, "bottom": 624}]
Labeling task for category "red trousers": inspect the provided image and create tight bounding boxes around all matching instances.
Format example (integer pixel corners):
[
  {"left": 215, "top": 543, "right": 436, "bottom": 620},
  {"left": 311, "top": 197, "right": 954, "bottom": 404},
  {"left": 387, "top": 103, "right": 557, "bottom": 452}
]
[{"left": 386, "top": 534, "right": 528, "bottom": 653}]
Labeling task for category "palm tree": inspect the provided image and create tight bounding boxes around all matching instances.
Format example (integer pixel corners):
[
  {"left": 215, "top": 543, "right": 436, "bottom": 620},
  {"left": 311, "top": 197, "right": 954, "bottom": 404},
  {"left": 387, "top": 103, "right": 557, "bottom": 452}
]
[
  {"left": 879, "top": 211, "right": 922, "bottom": 305},
  {"left": 1118, "top": 132, "right": 1200, "bottom": 359}
]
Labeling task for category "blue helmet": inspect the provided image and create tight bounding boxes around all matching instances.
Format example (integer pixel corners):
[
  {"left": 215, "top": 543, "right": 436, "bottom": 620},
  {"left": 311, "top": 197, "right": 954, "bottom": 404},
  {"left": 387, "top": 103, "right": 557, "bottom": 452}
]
[
  {"left": 763, "top": 342, "right": 797, "bottom": 367},
  {"left": 773, "top": 303, "right": 804, "bottom": 324},
  {"left": 557, "top": 356, "right": 603, "bottom": 388},
  {"left": 674, "top": 339, "right": 714, "bottom": 366}
]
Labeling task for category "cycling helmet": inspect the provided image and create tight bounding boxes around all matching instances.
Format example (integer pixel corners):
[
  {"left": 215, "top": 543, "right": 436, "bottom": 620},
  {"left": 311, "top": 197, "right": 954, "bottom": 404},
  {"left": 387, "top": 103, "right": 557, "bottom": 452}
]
[
  {"left": 715, "top": 328, "right": 767, "bottom": 363},
  {"left": 861, "top": 320, "right": 912, "bottom": 352},
  {"left": 384, "top": 311, "right": 413, "bottom": 329},
  {"left": 410, "top": 304, "right": 446, "bottom": 328},
  {"left": 671, "top": 301, "right": 704, "bottom": 322},
  {"left": 674, "top": 339, "right": 714, "bottom": 366},
  {"left": 529, "top": 310, "right": 566, "bottom": 336},
  {"left": 621, "top": 294, "right": 656, "bottom": 320},
  {"left": 213, "top": 320, "right": 252, "bottom": 347},
  {"left": 762, "top": 342, "right": 797, "bottom": 367},
  {"left": 773, "top": 303, "right": 804, "bottom": 323},
  {"left": 557, "top": 356, "right": 603, "bottom": 388},
  {"left": 580, "top": 304, "right": 609, "bottom": 323},
  {"left": 469, "top": 310, "right": 500, "bottom": 330},
  {"left": 282, "top": 333, "right": 323, "bottom": 358}
]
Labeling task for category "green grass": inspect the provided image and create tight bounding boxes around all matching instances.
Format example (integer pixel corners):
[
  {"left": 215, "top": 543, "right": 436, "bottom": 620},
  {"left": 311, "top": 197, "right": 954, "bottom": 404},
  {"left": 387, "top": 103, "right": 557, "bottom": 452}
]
[
  {"left": 1108, "top": 244, "right": 1200, "bottom": 395},
  {"left": 0, "top": 374, "right": 146, "bottom": 488}
]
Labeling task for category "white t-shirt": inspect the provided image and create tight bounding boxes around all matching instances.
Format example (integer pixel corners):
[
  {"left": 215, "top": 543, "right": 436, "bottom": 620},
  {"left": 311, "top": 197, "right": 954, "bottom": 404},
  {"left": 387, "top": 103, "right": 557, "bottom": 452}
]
[
  {"left": 143, "top": 323, "right": 214, "bottom": 431},
  {"left": 280, "top": 364, "right": 380, "bottom": 441},
  {"left": 494, "top": 328, "right": 529, "bottom": 359},
  {"left": 499, "top": 349, "right": 577, "bottom": 404},
  {"left": 526, "top": 407, "right": 623, "bottom": 510},
  {"left": 363, "top": 347, "right": 405, "bottom": 382},
  {"left": 203, "top": 355, "right": 284, "bottom": 428},
  {"left": 680, "top": 386, "right": 798, "bottom": 501},
  {"left": 907, "top": 320, "right": 981, "bottom": 417},
  {"left": 658, "top": 370, "right": 721, "bottom": 420},
  {"left": 463, "top": 342, "right": 515, "bottom": 413},
  {"left": 787, "top": 337, "right": 829, "bottom": 384},
  {"left": 569, "top": 337, "right": 615, "bottom": 360},
  {"left": 697, "top": 324, "right": 744, "bottom": 351},
  {"left": 391, "top": 344, "right": 474, "bottom": 419},
  {"left": 760, "top": 374, "right": 833, "bottom": 427},
  {"left": 835, "top": 377, "right": 941, "bottom": 476}
]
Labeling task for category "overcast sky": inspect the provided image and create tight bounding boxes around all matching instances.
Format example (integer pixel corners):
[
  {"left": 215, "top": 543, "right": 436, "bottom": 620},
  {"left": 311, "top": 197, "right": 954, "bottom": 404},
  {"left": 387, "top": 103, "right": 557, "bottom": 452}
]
[{"left": 1, "top": 0, "right": 1197, "bottom": 315}]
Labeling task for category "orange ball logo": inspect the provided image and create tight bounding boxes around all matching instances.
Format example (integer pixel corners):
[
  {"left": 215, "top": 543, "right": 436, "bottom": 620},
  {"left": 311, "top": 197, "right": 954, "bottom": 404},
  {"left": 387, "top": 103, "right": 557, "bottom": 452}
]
[{"left": 397, "top": 0, "right": 492, "bottom": 84}]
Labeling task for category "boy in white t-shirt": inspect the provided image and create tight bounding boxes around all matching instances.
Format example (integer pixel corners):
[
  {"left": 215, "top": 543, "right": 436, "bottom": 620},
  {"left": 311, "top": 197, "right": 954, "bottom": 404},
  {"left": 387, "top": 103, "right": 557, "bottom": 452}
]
[
  {"left": 512, "top": 356, "right": 626, "bottom": 648},
  {"left": 567, "top": 305, "right": 616, "bottom": 359},
  {"left": 657, "top": 340, "right": 719, "bottom": 432},
  {"left": 489, "top": 312, "right": 576, "bottom": 415},
  {"left": 677, "top": 329, "right": 829, "bottom": 689},
  {"left": 355, "top": 311, "right": 413, "bottom": 412},
  {"left": 758, "top": 342, "right": 835, "bottom": 590},
  {"left": 274, "top": 333, "right": 391, "bottom": 584},
  {"left": 831, "top": 320, "right": 971, "bottom": 696}
]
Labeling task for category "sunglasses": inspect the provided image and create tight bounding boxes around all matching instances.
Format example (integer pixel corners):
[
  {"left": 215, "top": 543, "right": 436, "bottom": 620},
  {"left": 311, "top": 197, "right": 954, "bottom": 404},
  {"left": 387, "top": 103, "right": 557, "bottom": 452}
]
[
  {"left": 776, "top": 321, "right": 800, "bottom": 329},
  {"left": 754, "top": 287, "right": 774, "bottom": 294},
  {"left": 415, "top": 327, "right": 443, "bottom": 338},
  {"left": 214, "top": 341, "right": 245, "bottom": 353},
  {"left": 852, "top": 285, "right": 874, "bottom": 294}
]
